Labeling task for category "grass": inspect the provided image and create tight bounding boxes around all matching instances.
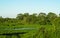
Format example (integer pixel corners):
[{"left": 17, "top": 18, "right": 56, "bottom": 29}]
[{"left": 0, "top": 23, "right": 60, "bottom": 38}]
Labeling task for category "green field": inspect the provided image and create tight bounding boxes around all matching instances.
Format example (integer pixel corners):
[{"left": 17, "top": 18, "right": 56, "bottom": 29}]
[
  {"left": 0, "top": 12, "right": 60, "bottom": 38},
  {"left": 0, "top": 24, "right": 60, "bottom": 38}
]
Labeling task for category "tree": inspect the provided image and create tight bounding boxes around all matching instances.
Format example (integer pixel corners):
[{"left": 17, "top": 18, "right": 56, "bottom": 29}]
[
  {"left": 16, "top": 13, "right": 23, "bottom": 20},
  {"left": 37, "top": 12, "right": 46, "bottom": 25},
  {"left": 46, "top": 12, "right": 57, "bottom": 25},
  {"left": 53, "top": 17, "right": 60, "bottom": 28},
  {"left": 27, "top": 13, "right": 37, "bottom": 24},
  {"left": 0, "top": 16, "right": 4, "bottom": 23},
  {"left": 22, "top": 13, "right": 29, "bottom": 24}
]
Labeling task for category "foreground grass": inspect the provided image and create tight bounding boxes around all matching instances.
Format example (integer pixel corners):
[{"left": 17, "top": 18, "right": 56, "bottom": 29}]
[{"left": 0, "top": 24, "right": 60, "bottom": 38}]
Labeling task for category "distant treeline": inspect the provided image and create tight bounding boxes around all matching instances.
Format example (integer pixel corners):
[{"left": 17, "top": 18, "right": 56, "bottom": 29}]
[{"left": 0, "top": 12, "right": 60, "bottom": 26}]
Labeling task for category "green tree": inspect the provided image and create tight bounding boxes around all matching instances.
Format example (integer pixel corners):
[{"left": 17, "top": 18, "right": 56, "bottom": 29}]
[
  {"left": 16, "top": 13, "right": 24, "bottom": 20},
  {"left": 46, "top": 12, "right": 57, "bottom": 25},
  {"left": 0, "top": 16, "right": 4, "bottom": 23},
  {"left": 22, "top": 13, "right": 29, "bottom": 24},
  {"left": 37, "top": 12, "right": 46, "bottom": 25},
  {"left": 53, "top": 17, "right": 60, "bottom": 28}
]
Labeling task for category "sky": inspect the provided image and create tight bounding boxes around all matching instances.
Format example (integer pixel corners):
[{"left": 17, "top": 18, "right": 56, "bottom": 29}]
[{"left": 0, "top": 0, "right": 60, "bottom": 18}]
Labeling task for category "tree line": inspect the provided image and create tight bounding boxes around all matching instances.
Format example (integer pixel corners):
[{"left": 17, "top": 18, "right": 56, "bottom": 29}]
[{"left": 0, "top": 12, "right": 60, "bottom": 26}]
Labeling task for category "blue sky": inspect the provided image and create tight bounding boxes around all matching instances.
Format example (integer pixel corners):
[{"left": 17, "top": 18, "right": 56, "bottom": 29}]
[{"left": 0, "top": 0, "right": 60, "bottom": 18}]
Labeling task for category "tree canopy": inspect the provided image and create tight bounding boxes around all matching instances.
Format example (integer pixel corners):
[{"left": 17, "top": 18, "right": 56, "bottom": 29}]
[{"left": 0, "top": 12, "right": 60, "bottom": 26}]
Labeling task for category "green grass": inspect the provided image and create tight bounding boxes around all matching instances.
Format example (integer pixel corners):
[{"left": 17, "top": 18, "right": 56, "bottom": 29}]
[{"left": 0, "top": 24, "right": 60, "bottom": 38}]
